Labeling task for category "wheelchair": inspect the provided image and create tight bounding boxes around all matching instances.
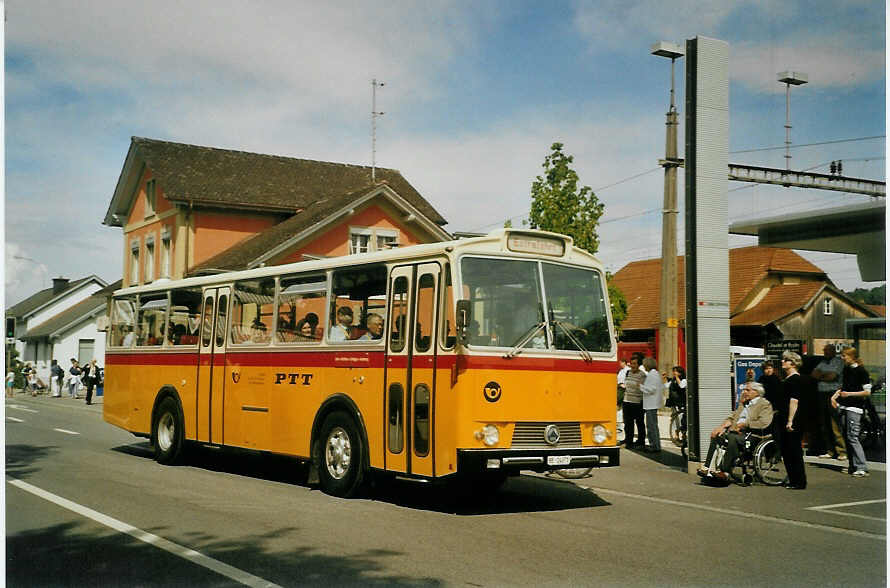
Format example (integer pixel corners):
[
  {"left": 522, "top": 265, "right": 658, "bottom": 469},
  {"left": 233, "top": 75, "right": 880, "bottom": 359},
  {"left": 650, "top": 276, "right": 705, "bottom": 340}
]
[{"left": 707, "top": 428, "right": 786, "bottom": 486}]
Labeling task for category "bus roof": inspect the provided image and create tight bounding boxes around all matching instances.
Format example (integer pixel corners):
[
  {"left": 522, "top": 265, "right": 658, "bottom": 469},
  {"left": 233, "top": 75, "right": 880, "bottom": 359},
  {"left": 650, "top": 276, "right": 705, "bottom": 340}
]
[{"left": 113, "top": 228, "right": 603, "bottom": 297}]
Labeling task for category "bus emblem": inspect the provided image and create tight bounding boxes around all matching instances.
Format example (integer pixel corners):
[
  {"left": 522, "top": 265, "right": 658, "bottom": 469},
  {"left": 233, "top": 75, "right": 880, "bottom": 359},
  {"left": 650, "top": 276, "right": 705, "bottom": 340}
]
[
  {"left": 232, "top": 372, "right": 241, "bottom": 384},
  {"left": 483, "top": 381, "right": 501, "bottom": 403},
  {"left": 544, "top": 424, "right": 560, "bottom": 446}
]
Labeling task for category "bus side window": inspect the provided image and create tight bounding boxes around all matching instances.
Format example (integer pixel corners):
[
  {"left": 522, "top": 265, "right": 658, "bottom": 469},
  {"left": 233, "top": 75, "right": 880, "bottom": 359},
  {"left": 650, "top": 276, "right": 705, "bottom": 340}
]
[
  {"left": 277, "top": 274, "right": 326, "bottom": 344},
  {"left": 201, "top": 295, "right": 214, "bottom": 348},
  {"left": 389, "top": 276, "right": 408, "bottom": 352},
  {"left": 441, "top": 264, "right": 455, "bottom": 350},
  {"left": 170, "top": 287, "right": 202, "bottom": 346},
  {"left": 136, "top": 293, "right": 169, "bottom": 347},
  {"left": 329, "top": 264, "right": 387, "bottom": 343},
  {"left": 110, "top": 297, "right": 137, "bottom": 347},
  {"left": 231, "top": 278, "right": 275, "bottom": 345}
]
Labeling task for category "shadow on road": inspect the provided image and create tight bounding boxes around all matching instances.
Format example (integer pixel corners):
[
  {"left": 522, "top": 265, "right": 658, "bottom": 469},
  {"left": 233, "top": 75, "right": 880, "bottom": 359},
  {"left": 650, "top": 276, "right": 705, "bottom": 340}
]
[
  {"left": 6, "top": 520, "right": 444, "bottom": 587},
  {"left": 6, "top": 444, "right": 58, "bottom": 480},
  {"left": 110, "top": 441, "right": 609, "bottom": 515}
]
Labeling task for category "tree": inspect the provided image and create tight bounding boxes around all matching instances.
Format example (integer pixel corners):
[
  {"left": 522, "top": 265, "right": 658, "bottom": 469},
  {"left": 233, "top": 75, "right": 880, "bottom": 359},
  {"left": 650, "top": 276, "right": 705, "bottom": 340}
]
[
  {"left": 528, "top": 142, "right": 604, "bottom": 254},
  {"left": 846, "top": 284, "right": 885, "bottom": 306},
  {"left": 527, "top": 142, "right": 626, "bottom": 330}
]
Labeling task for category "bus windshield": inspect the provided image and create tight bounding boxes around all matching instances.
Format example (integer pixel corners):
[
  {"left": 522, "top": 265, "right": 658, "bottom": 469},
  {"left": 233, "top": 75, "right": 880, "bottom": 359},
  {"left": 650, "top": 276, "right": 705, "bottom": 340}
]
[{"left": 460, "top": 257, "right": 612, "bottom": 353}]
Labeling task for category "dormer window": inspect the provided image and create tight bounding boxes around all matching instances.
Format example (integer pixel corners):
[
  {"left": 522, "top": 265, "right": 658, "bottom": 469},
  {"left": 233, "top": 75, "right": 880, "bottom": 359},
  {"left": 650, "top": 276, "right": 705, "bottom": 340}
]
[
  {"left": 349, "top": 227, "right": 398, "bottom": 254},
  {"left": 145, "top": 179, "right": 156, "bottom": 218},
  {"left": 823, "top": 298, "right": 833, "bottom": 315}
]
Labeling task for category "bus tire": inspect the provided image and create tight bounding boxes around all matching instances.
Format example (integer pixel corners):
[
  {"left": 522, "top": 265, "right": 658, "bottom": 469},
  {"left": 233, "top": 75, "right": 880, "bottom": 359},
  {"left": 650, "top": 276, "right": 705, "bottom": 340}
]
[
  {"left": 317, "top": 411, "right": 365, "bottom": 498},
  {"left": 153, "top": 397, "right": 184, "bottom": 465}
]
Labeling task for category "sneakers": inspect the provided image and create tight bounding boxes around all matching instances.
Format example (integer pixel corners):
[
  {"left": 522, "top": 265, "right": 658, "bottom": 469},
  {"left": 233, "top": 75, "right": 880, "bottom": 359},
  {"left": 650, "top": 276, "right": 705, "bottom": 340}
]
[
  {"left": 852, "top": 470, "right": 870, "bottom": 477},
  {"left": 836, "top": 455, "right": 848, "bottom": 461}
]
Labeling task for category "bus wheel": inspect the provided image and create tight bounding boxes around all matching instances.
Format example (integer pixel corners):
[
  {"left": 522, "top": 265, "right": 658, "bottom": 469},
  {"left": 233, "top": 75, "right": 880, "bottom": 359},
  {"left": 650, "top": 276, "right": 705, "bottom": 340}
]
[
  {"left": 153, "top": 397, "right": 184, "bottom": 465},
  {"left": 317, "top": 412, "right": 365, "bottom": 498}
]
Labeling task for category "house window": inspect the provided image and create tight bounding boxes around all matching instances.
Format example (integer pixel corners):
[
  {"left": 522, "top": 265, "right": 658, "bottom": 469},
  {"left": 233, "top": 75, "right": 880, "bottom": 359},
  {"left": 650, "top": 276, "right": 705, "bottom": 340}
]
[
  {"left": 823, "top": 298, "right": 833, "bottom": 315},
  {"left": 349, "top": 227, "right": 398, "bottom": 254},
  {"left": 145, "top": 179, "right": 156, "bottom": 218},
  {"left": 145, "top": 236, "right": 155, "bottom": 283},
  {"left": 130, "top": 240, "right": 140, "bottom": 285},
  {"left": 160, "top": 228, "right": 171, "bottom": 278},
  {"left": 78, "top": 339, "right": 94, "bottom": 364}
]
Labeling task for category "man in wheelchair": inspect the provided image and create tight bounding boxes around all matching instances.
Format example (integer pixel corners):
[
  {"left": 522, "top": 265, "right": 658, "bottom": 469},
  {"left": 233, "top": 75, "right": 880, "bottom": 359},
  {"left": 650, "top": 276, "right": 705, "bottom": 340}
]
[{"left": 697, "top": 382, "right": 775, "bottom": 482}]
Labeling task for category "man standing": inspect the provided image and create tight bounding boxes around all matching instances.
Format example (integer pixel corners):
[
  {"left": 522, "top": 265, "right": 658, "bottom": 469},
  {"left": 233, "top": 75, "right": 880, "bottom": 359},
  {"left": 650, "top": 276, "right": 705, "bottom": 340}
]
[{"left": 811, "top": 344, "right": 846, "bottom": 460}]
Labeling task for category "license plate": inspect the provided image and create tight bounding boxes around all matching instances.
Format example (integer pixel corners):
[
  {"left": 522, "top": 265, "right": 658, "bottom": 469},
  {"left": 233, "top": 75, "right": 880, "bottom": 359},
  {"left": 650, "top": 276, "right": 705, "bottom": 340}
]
[{"left": 547, "top": 455, "right": 571, "bottom": 466}]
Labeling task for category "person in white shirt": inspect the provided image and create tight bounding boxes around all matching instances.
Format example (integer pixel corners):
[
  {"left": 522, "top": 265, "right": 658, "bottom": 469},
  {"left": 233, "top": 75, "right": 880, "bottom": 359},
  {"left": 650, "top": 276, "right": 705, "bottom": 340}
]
[
  {"left": 329, "top": 306, "right": 354, "bottom": 342},
  {"left": 640, "top": 357, "right": 664, "bottom": 453},
  {"left": 616, "top": 359, "right": 629, "bottom": 407}
]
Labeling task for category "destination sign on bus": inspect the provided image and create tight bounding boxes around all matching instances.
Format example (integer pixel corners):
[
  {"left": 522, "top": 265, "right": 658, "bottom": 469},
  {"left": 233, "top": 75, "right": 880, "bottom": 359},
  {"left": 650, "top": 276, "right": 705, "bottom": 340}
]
[{"left": 506, "top": 234, "right": 565, "bottom": 256}]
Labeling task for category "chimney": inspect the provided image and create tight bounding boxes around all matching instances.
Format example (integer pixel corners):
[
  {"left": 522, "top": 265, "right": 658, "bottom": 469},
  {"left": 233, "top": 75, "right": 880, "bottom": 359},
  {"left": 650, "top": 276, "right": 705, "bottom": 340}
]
[{"left": 52, "top": 277, "right": 70, "bottom": 294}]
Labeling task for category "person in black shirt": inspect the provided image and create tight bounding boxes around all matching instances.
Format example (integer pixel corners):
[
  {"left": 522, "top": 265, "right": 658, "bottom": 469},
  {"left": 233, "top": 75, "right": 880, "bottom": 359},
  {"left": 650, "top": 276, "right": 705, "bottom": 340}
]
[
  {"left": 757, "top": 361, "right": 781, "bottom": 409},
  {"left": 778, "top": 351, "right": 807, "bottom": 489},
  {"left": 831, "top": 347, "right": 872, "bottom": 477}
]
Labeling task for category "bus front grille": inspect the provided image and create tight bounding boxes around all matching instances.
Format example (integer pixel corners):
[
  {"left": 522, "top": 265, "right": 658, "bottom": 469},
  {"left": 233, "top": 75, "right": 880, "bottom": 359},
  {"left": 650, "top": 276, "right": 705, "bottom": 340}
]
[{"left": 511, "top": 422, "right": 582, "bottom": 449}]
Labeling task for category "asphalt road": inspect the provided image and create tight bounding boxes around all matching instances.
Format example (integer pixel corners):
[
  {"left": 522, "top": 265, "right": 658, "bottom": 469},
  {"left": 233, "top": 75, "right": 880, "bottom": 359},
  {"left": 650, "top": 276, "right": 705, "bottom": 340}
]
[{"left": 6, "top": 394, "right": 886, "bottom": 587}]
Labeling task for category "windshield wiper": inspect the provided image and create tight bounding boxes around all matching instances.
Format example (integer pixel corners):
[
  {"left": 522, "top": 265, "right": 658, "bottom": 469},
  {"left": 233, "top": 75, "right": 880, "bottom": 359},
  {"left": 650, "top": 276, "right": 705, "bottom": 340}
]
[
  {"left": 553, "top": 320, "right": 593, "bottom": 363},
  {"left": 503, "top": 322, "right": 546, "bottom": 359}
]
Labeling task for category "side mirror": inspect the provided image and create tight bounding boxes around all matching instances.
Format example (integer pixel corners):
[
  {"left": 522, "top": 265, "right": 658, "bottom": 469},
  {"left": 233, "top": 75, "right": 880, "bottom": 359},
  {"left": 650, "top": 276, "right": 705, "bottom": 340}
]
[{"left": 456, "top": 299, "right": 471, "bottom": 344}]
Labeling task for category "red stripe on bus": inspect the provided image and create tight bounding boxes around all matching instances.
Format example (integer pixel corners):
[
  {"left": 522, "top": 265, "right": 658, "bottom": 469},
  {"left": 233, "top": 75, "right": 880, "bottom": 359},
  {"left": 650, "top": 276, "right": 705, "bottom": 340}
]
[{"left": 105, "top": 352, "right": 199, "bottom": 366}]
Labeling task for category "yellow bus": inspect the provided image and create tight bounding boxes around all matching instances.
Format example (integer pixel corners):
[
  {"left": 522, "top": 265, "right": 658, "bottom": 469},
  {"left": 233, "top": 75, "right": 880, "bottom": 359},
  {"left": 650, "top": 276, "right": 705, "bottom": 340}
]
[{"left": 104, "top": 229, "right": 619, "bottom": 496}]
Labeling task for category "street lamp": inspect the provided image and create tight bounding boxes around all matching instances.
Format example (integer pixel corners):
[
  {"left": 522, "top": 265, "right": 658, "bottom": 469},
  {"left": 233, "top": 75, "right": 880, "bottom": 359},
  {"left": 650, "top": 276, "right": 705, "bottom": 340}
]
[
  {"left": 777, "top": 71, "right": 808, "bottom": 170},
  {"left": 651, "top": 41, "right": 684, "bottom": 375}
]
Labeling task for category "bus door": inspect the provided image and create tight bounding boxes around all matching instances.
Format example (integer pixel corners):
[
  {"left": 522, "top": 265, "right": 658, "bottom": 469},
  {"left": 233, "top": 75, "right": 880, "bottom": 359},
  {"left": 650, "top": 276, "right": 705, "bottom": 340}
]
[
  {"left": 384, "top": 263, "right": 439, "bottom": 477},
  {"left": 197, "top": 286, "right": 230, "bottom": 444}
]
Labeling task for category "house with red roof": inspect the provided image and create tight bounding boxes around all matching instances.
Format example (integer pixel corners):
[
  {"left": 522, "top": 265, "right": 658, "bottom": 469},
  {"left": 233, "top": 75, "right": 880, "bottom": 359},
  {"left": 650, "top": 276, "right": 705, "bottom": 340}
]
[{"left": 611, "top": 246, "right": 880, "bottom": 359}]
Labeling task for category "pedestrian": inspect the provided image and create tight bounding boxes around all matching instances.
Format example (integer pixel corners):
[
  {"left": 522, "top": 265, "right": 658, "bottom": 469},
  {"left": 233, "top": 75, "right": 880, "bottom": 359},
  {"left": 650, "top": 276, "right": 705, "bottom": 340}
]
[
  {"left": 82, "top": 359, "right": 98, "bottom": 405},
  {"left": 831, "top": 347, "right": 871, "bottom": 477},
  {"left": 50, "top": 359, "right": 64, "bottom": 397},
  {"left": 640, "top": 356, "right": 663, "bottom": 453},
  {"left": 621, "top": 352, "right": 646, "bottom": 449},
  {"left": 811, "top": 344, "right": 847, "bottom": 460},
  {"left": 778, "top": 351, "right": 807, "bottom": 490},
  {"left": 68, "top": 358, "right": 82, "bottom": 399},
  {"left": 616, "top": 358, "right": 629, "bottom": 407},
  {"left": 664, "top": 365, "right": 687, "bottom": 408},
  {"left": 27, "top": 369, "right": 38, "bottom": 396},
  {"left": 6, "top": 370, "right": 14, "bottom": 397},
  {"left": 757, "top": 361, "right": 781, "bottom": 411}
]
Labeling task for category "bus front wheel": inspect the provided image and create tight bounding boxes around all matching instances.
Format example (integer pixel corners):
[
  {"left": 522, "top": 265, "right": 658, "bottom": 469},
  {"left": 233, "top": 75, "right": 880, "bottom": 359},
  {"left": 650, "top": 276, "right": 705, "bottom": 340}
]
[
  {"left": 153, "top": 397, "right": 184, "bottom": 465},
  {"left": 317, "top": 412, "right": 365, "bottom": 498}
]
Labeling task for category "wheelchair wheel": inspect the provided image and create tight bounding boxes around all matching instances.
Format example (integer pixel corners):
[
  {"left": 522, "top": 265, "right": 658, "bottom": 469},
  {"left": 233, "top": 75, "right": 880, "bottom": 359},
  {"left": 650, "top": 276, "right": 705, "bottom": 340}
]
[{"left": 753, "top": 439, "right": 786, "bottom": 486}]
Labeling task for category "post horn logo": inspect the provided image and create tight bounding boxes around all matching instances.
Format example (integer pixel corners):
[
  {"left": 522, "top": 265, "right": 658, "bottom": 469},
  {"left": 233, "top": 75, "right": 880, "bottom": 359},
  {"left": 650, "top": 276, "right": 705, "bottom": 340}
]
[
  {"left": 231, "top": 372, "right": 241, "bottom": 384},
  {"left": 483, "top": 381, "right": 501, "bottom": 403}
]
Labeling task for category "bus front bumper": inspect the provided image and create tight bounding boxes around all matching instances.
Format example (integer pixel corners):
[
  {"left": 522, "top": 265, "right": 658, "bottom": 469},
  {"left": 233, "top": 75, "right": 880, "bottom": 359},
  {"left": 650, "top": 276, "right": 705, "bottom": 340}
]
[{"left": 457, "top": 446, "right": 620, "bottom": 475}]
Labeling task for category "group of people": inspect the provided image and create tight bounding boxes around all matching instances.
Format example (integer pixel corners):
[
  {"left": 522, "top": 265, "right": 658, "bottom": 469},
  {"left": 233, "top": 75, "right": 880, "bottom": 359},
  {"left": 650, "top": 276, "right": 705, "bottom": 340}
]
[
  {"left": 329, "top": 307, "right": 384, "bottom": 342},
  {"left": 7, "top": 358, "right": 102, "bottom": 405},
  {"left": 618, "top": 344, "right": 873, "bottom": 488},
  {"left": 698, "top": 346, "right": 872, "bottom": 488}
]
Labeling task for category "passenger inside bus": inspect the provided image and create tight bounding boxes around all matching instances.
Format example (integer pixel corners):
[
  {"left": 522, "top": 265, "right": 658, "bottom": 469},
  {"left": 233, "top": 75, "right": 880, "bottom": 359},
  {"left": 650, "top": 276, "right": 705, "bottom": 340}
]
[
  {"left": 329, "top": 306, "right": 354, "bottom": 341},
  {"left": 358, "top": 313, "right": 384, "bottom": 340}
]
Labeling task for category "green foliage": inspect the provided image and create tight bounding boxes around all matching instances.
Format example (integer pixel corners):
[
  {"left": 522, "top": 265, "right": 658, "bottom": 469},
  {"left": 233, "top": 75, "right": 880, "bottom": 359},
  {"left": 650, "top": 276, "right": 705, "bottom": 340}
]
[
  {"left": 607, "top": 273, "right": 627, "bottom": 334},
  {"left": 528, "top": 142, "right": 605, "bottom": 255},
  {"left": 503, "top": 219, "right": 513, "bottom": 228},
  {"left": 7, "top": 347, "right": 25, "bottom": 388},
  {"left": 846, "top": 284, "right": 885, "bottom": 306}
]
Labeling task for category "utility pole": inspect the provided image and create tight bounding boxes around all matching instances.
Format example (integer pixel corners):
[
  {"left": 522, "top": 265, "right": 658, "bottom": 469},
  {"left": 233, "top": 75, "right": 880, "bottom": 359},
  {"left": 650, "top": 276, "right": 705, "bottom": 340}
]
[
  {"left": 371, "top": 78, "right": 385, "bottom": 183},
  {"left": 777, "top": 71, "right": 808, "bottom": 171},
  {"left": 652, "top": 42, "right": 684, "bottom": 375}
]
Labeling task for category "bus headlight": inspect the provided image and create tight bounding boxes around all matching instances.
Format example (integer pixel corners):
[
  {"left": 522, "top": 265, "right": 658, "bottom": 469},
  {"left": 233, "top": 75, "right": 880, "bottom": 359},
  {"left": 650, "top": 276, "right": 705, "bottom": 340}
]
[
  {"left": 593, "top": 425, "right": 608, "bottom": 444},
  {"left": 478, "top": 424, "right": 499, "bottom": 447}
]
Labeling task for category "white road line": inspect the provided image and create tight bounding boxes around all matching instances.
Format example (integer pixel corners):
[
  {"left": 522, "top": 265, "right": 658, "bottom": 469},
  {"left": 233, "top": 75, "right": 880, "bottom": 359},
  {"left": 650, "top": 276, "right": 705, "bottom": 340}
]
[
  {"left": 7, "top": 478, "right": 281, "bottom": 587},
  {"left": 808, "top": 498, "right": 887, "bottom": 510},
  {"left": 589, "top": 486, "right": 886, "bottom": 541},
  {"left": 53, "top": 428, "right": 80, "bottom": 435},
  {"left": 7, "top": 416, "right": 24, "bottom": 423},
  {"left": 7, "top": 404, "right": 38, "bottom": 413}
]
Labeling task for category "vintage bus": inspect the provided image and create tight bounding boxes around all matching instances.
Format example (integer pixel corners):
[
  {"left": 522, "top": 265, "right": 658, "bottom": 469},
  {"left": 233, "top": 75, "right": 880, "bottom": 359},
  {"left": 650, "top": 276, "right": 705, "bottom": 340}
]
[{"left": 104, "top": 228, "right": 619, "bottom": 497}]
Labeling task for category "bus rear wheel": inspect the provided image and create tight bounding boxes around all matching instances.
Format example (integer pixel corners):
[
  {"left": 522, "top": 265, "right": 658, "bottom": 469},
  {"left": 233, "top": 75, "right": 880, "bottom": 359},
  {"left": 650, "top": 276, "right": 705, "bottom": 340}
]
[
  {"left": 317, "top": 412, "right": 365, "bottom": 498},
  {"left": 153, "top": 397, "right": 184, "bottom": 465}
]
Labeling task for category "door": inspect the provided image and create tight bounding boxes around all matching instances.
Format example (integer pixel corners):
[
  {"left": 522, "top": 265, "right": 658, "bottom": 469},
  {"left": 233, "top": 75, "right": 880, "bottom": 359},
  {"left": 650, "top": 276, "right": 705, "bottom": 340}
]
[
  {"left": 197, "top": 287, "right": 230, "bottom": 444},
  {"left": 383, "top": 263, "right": 439, "bottom": 476}
]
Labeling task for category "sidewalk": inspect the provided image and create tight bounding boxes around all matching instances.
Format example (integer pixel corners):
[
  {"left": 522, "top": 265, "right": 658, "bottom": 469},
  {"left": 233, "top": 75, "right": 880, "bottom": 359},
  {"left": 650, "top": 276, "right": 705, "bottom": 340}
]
[{"left": 6, "top": 387, "right": 103, "bottom": 407}]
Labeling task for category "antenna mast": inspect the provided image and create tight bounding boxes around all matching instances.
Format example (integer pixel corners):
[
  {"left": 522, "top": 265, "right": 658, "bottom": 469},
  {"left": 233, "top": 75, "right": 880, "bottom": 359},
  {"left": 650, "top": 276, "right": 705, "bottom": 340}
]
[{"left": 371, "top": 78, "right": 385, "bottom": 183}]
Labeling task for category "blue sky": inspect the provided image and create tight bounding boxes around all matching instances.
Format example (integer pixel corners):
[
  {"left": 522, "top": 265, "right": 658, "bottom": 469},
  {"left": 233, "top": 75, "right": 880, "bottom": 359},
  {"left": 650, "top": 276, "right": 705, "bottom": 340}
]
[{"left": 4, "top": 0, "right": 885, "bottom": 305}]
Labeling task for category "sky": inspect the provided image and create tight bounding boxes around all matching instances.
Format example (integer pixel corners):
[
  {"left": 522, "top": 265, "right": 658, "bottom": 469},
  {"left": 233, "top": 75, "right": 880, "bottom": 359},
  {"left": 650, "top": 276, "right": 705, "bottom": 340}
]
[{"left": 4, "top": 0, "right": 886, "bottom": 307}]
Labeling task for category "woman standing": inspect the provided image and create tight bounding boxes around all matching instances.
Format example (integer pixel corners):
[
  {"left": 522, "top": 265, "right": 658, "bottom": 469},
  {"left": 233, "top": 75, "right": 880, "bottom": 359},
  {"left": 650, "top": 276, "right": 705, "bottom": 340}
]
[
  {"left": 832, "top": 348, "right": 871, "bottom": 477},
  {"left": 622, "top": 353, "right": 646, "bottom": 449},
  {"left": 641, "top": 357, "right": 663, "bottom": 453},
  {"left": 779, "top": 351, "right": 807, "bottom": 489}
]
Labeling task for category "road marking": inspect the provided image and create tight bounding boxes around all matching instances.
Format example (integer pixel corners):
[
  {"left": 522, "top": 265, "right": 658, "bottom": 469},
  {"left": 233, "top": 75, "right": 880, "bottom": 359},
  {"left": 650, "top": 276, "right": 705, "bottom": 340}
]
[
  {"left": 7, "top": 416, "right": 24, "bottom": 423},
  {"left": 806, "top": 499, "right": 886, "bottom": 522},
  {"left": 589, "top": 486, "right": 886, "bottom": 541},
  {"left": 53, "top": 428, "right": 80, "bottom": 435},
  {"left": 7, "top": 478, "right": 281, "bottom": 587},
  {"left": 7, "top": 404, "right": 38, "bottom": 413}
]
